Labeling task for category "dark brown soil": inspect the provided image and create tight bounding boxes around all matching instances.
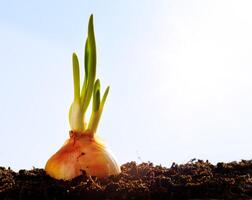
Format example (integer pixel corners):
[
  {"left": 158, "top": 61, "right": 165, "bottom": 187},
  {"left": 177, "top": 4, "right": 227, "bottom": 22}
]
[{"left": 1, "top": 159, "right": 252, "bottom": 200}]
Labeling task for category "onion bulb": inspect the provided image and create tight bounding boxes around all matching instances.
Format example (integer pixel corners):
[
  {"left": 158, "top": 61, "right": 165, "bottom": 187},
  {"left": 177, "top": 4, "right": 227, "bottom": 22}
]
[{"left": 45, "top": 15, "right": 121, "bottom": 180}]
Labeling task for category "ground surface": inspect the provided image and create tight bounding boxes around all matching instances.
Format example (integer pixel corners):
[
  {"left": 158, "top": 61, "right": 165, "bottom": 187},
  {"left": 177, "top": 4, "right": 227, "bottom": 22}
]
[{"left": 1, "top": 159, "right": 252, "bottom": 200}]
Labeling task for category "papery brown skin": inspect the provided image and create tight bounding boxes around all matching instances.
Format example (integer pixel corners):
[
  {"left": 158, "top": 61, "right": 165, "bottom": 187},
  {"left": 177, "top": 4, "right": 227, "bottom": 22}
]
[{"left": 45, "top": 131, "right": 121, "bottom": 180}]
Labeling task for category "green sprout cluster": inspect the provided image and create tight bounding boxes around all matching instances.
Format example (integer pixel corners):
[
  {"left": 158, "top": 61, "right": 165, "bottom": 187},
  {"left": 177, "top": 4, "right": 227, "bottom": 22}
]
[{"left": 69, "top": 15, "right": 109, "bottom": 134}]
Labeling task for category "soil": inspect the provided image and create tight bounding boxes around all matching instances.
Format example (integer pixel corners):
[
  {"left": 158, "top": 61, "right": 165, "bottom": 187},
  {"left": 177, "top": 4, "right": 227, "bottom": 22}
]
[{"left": 1, "top": 159, "right": 252, "bottom": 200}]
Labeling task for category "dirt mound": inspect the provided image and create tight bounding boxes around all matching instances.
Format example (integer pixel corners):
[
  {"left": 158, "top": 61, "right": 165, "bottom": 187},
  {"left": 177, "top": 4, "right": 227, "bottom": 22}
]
[{"left": 1, "top": 159, "right": 252, "bottom": 199}]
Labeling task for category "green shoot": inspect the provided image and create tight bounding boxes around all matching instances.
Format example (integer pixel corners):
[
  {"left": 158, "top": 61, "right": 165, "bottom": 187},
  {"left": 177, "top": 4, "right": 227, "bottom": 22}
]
[{"left": 68, "top": 14, "right": 109, "bottom": 135}]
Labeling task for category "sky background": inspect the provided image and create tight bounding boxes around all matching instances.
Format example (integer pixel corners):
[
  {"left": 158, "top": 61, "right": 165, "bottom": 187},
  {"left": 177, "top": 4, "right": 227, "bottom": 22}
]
[{"left": 1, "top": 0, "right": 252, "bottom": 171}]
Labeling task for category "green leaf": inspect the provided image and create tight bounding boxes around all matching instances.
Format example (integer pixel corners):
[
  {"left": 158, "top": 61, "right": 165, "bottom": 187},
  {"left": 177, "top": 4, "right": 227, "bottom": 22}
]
[
  {"left": 88, "top": 85, "right": 109, "bottom": 133},
  {"left": 84, "top": 38, "right": 89, "bottom": 81},
  {"left": 100, "top": 86, "right": 110, "bottom": 110},
  {"left": 81, "top": 14, "right": 96, "bottom": 113},
  {"left": 72, "top": 53, "right": 80, "bottom": 100},
  {"left": 80, "top": 38, "right": 89, "bottom": 100},
  {"left": 93, "top": 79, "right": 100, "bottom": 112}
]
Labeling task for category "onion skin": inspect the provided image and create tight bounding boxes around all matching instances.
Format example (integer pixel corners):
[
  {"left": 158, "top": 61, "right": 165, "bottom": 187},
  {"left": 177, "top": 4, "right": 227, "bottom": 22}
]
[{"left": 45, "top": 131, "right": 121, "bottom": 180}]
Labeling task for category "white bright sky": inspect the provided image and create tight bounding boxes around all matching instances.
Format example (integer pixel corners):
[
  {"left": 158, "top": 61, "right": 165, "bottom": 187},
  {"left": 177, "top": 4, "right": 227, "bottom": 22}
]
[{"left": 1, "top": 1, "right": 252, "bottom": 171}]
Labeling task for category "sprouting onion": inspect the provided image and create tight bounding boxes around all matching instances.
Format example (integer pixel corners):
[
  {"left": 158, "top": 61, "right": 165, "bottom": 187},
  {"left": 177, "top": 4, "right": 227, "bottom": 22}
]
[{"left": 45, "top": 15, "right": 121, "bottom": 180}]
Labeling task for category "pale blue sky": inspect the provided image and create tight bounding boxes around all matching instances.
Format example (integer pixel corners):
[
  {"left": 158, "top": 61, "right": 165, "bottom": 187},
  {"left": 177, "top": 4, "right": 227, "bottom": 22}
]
[{"left": 1, "top": 1, "right": 252, "bottom": 171}]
